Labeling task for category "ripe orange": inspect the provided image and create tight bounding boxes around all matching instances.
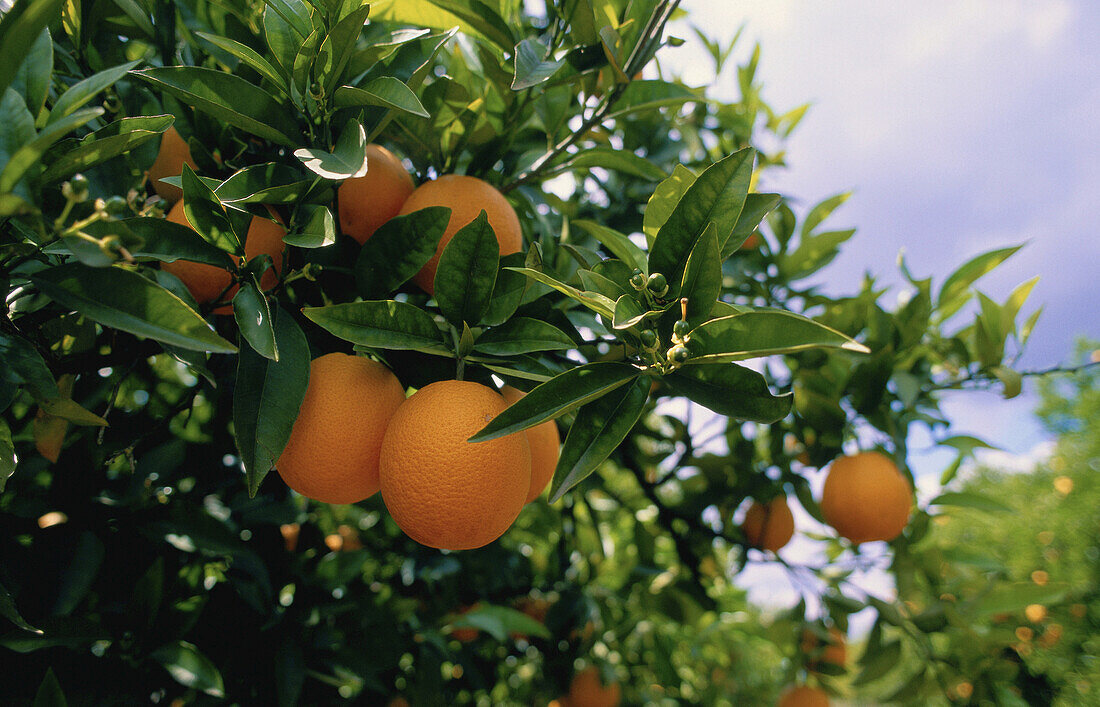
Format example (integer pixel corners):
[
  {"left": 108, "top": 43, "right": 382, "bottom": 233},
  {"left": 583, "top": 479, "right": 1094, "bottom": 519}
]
[
  {"left": 276, "top": 354, "right": 406, "bottom": 504},
  {"left": 741, "top": 496, "right": 795, "bottom": 552},
  {"left": 568, "top": 667, "right": 620, "bottom": 707},
  {"left": 777, "top": 685, "right": 829, "bottom": 707},
  {"left": 338, "top": 144, "right": 416, "bottom": 244},
  {"left": 379, "top": 380, "right": 531, "bottom": 550},
  {"left": 501, "top": 385, "right": 560, "bottom": 503},
  {"left": 820, "top": 451, "right": 911, "bottom": 544},
  {"left": 801, "top": 626, "right": 847, "bottom": 672},
  {"left": 162, "top": 199, "right": 286, "bottom": 312},
  {"left": 396, "top": 175, "right": 522, "bottom": 294},
  {"left": 147, "top": 126, "right": 198, "bottom": 204}
]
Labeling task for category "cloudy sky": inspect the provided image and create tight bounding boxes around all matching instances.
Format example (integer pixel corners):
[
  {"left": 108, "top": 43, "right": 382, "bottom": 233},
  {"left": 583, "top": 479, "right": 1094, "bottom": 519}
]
[{"left": 662, "top": 1, "right": 1100, "bottom": 612}]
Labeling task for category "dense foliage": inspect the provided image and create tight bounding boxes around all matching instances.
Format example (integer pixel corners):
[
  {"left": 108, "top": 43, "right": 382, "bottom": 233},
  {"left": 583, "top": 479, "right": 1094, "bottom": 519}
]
[{"left": 0, "top": 0, "right": 1073, "bottom": 704}]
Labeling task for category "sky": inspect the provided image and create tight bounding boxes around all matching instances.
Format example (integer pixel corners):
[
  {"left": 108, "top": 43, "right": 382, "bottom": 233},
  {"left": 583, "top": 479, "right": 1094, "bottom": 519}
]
[{"left": 660, "top": 1, "right": 1100, "bottom": 615}]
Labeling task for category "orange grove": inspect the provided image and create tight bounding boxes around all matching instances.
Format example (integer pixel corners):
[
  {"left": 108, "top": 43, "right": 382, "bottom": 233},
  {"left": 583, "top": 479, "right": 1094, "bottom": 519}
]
[
  {"left": 276, "top": 353, "right": 406, "bottom": 504},
  {"left": 338, "top": 143, "right": 415, "bottom": 245},
  {"left": 741, "top": 496, "right": 795, "bottom": 553},
  {"left": 379, "top": 380, "right": 531, "bottom": 550},
  {"left": 147, "top": 126, "right": 198, "bottom": 204},
  {"left": 820, "top": 451, "right": 912, "bottom": 544},
  {"left": 396, "top": 175, "right": 522, "bottom": 294},
  {"left": 501, "top": 385, "right": 560, "bottom": 503}
]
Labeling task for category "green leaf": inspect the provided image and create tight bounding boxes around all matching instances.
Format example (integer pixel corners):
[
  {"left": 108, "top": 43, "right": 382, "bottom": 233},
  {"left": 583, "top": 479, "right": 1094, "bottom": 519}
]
[
  {"left": 666, "top": 362, "right": 792, "bottom": 423},
  {"left": 0, "top": 332, "right": 58, "bottom": 400},
  {"left": 507, "top": 267, "right": 616, "bottom": 319},
  {"left": 302, "top": 300, "right": 448, "bottom": 351},
  {"left": 354, "top": 206, "right": 448, "bottom": 297},
  {"left": 233, "top": 278, "right": 277, "bottom": 360},
  {"left": 571, "top": 220, "right": 645, "bottom": 272},
  {"left": 608, "top": 79, "right": 701, "bottom": 118},
  {"left": 32, "top": 667, "right": 67, "bottom": 707},
  {"left": 548, "top": 376, "right": 649, "bottom": 502},
  {"left": 0, "top": 420, "right": 15, "bottom": 494},
  {"left": 780, "top": 228, "right": 856, "bottom": 280},
  {"left": 722, "top": 192, "right": 781, "bottom": 257},
  {"left": 939, "top": 435, "right": 997, "bottom": 456},
  {"left": 643, "top": 164, "right": 696, "bottom": 247},
  {"left": 294, "top": 119, "right": 368, "bottom": 179},
  {"left": 435, "top": 212, "right": 499, "bottom": 327},
  {"left": 105, "top": 218, "right": 235, "bottom": 268},
  {"left": 935, "top": 244, "right": 1024, "bottom": 321},
  {"left": 216, "top": 163, "right": 314, "bottom": 205},
  {"left": 48, "top": 60, "right": 140, "bottom": 126},
  {"left": 40, "top": 115, "right": 174, "bottom": 184},
  {"left": 973, "top": 582, "right": 1068, "bottom": 618},
  {"left": 152, "top": 641, "right": 225, "bottom": 697},
  {"left": 449, "top": 604, "right": 551, "bottom": 642},
  {"left": 0, "top": 108, "right": 103, "bottom": 194},
  {"left": 0, "top": 0, "right": 67, "bottom": 98},
  {"left": 0, "top": 577, "right": 39, "bottom": 632},
  {"left": 424, "top": 0, "right": 515, "bottom": 52},
  {"left": 611, "top": 294, "right": 649, "bottom": 330},
  {"left": 553, "top": 146, "right": 665, "bottom": 181},
  {"left": 0, "top": 89, "right": 36, "bottom": 177},
  {"left": 234, "top": 307, "right": 309, "bottom": 495},
  {"left": 31, "top": 264, "right": 238, "bottom": 353},
  {"left": 687, "top": 310, "right": 869, "bottom": 363},
  {"left": 332, "top": 78, "right": 430, "bottom": 117},
  {"left": 315, "top": 4, "right": 372, "bottom": 94},
  {"left": 474, "top": 318, "right": 574, "bottom": 356},
  {"left": 512, "top": 37, "right": 565, "bottom": 90},
  {"left": 132, "top": 67, "right": 300, "bottom": 147},
  {"left": 928, "top": 491, "right": 1012, "bottom": 514},
  {"left": 283, "top": 204, "right": 335, "bottom": 248},
  {"left": 469, "top": 362, "right": 640, "bottom": 442},
  {"left": 678, "top": 222, "right": 721, "bottom": 323},
  {"left": 263, "top": 0, "right": 312, "bottom": 38},
  {"left": 649, "top": 149, "right": 754, "bottom": 293},
  {"left": 182, "top": 166, "right": 240, "bottom": 253},
  {"left": 852, "top": 639, "right": 901, "bottom": 686},
  {"left": 195, "top": 33, "right": 288, "bottom": 98},
  {"left": 801, "top": 191, "right": 851, "bottom": 238},
  {"left": 10, "top": 28, "right": 52, "bottom": 116}
]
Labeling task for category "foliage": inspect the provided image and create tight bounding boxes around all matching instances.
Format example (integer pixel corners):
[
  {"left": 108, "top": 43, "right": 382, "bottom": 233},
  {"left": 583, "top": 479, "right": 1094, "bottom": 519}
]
[{"left": 0, "top": 0, "right": 1064, "bottom": 703}]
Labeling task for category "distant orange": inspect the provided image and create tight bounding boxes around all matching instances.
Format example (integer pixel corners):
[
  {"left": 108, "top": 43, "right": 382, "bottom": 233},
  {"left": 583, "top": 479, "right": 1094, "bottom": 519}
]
[
  {"left": 820, "top": 451, "right": 911, "bottom": 544},
  {"left": 740, "top": 496, "right": 795, "bottom": 552}
]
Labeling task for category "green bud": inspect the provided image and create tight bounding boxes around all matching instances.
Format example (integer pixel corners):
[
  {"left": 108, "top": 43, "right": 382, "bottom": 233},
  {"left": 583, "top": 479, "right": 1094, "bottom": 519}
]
[
  {"left": 639, "top": 329, "right": 659, "bottom": 350},
  {"left": 646, "top": 272, "right": 668, "bottom": 297},
  {"left": 630, "top": 273, "right": 646, "bottom": 290},
  {"left": 65, "top": 174, "right": 90, "bottom": 202},
  {"left": 104, "top": 195, "right": 128, "bottom": 216},
  {"left": 668, "top": 345, "right": 690, "bottom": 364},
  {"left": 673, "top": 319, "right": 691, "bottom": 340}
]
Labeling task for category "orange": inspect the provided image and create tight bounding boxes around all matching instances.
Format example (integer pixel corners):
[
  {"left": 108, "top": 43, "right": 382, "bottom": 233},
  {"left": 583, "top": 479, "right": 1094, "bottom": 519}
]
[
  {"left": 338, "top": 144, "right": 416, "bottom": 244},
  {"left": 739, "top": 232, "right": 762, "bottom": 250},
  {"left": 820, "top": 451, "right": 911, "bottom": 544},
  {"left": 568, "top": 667, "right": 620, "bottom": 707},
  {"left": 379, "top": 380, "right": 531, "bottom": 550},
  {"left": 396, "top": 175, "right": 522, "bottom": 294},
  {"left": 450, "top": 603, "right": 481, "bottom": 642},
  {"left": 501, "top": 385, "right": 560, "bottom": 503},
  {"left": 162, "top": 199, "right": 286, "bottom": 312},
  {"left": 276, "top": 353, "right": 406, "bottom": 504},
  {"left": 147, "top": 126, "right": 198, "bottom": 204},
  {"left": 801, "top": 626, "right": 847, "bottom": 672},
  {"left": 741, "top": 496, "right": 795, "bottom": 552},
  {"left": 777, "top": 685, "right": 829, "bottom": 707}
]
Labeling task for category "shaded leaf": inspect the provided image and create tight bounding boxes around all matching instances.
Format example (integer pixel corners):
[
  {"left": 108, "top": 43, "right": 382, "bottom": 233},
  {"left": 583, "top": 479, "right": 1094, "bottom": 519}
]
[
  {"left": 666, "top": 362, "right": 792, "bottom": 423},
  {"left": 512, "top": 37, "right": 565, "bottom": 89},
  {"left": 294, "top": 119, "right": 368, "bottom": 179},
  {"left": 355, "top": 206, "right": 449, "bottom": 297},
  {"left": 474, "top": 318, "right": 574, "bottom": 356},
  {"left": 435, "top": 211, "right": 499, "bottom": 327},
  {"left": 41, "top": 115, "right": 173, "bottom": 184},
  {"left": 332, "top": 78, "right": 429, "bottom": 117},
  {"left": 302, "top": 300, "right": 448, "bottom": 351},
  {"left": 152, "top": 641, "right": 225, "bottom": 697},
  {"left": 687, "top": 310, "right": 869, "bottom": 363},
  {"left": 233, "top": 278, "right": 277, "bottom": 360},
  {"left": 48, "top": 60, "right": 140, "bottom": 125}
]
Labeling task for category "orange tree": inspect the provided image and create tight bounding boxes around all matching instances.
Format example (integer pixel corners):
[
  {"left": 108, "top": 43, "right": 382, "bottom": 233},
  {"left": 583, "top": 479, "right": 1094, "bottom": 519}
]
[{"left": 0, "top": 0, "right": 1068, "bottom": 703}]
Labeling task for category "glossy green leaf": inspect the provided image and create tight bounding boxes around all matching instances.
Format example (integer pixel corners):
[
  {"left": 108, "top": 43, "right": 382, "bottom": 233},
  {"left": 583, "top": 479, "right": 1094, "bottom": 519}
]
[
  {"left": 666, "top": 362, "right": 792, "bottom": 423},
  {"left": 332, "top": 78, "right": 430, "bottom": 117},
  {"left": 555, "top": 146, "right": 665, "bottom": 181},
  {"left": 31, "top": 264, "right": 237, "bottom": 353},
  {"left": 780, "top": 228, "right": 856, "bottom": 280},
  {"left": 216, "top": 163, "right": 314, "bottom": 205},
  {"left": 0, "top": 0, "right": 67, "bottom": 98},
  {"left": 549, "top": 376, "right": 649, "bottom": 502},
  {"left": 0, "top": 108, "right": 102, "bottom": 194},
  {"left": 470, "top": 362, "right": 641, "bottom": 442},
  {"left": 649, "top": 149, "right": 753, "bottom": 290},
  {"left": 608, "top": 79, "right": 701, "bottom": 118},
  {"left": 284, "top": 204, "right": 335, "bottom": 248},
  {"left": 571, "top": 220, "right": 645, "bottom": 272},
  {"left": 801, "top": 191, "right": 851, "bottom": 238},
  {"left": 687, "top": 310, "right": 869, "bottom": 363},
  {"left": 678, "top": 222, "right": 721, "bottom": 323},
  {"left": 354, "top": 206, "right": 448, "bottom": 297},
  {"left": 424, "top": 0, "right": 515, "bottom": 52},
  {"left": 295, "top": 120, "right": 368, "bottom": 179},
  {"left": 0, "top": 332, "right": 58, "bottom": 400},
  {"left": 132, "top": 67, "right": 300, "bottom": 146},
  {"left": 106, "top": 218, "right": 235, "bottom": 268},
  {"left": 435, "top": 212, "right": 499, "bottom": 327},
  {"left": 512, "top": 37, "right": 565, "bottom": 89},
  {"left": 507, "top": 267, "right": 616, "bottom": 319},
  {"left": 936, "top": 244, "right": 1024, "bottom": 321},
  {"left": 0, "top": 89, "right": 36, "bottom": 177},
  {"left": 49, "top": 60, "right": 140, "bottom": 126},
  {"left": 195, "top": 33, "right": 288, "bottom": 97},
  {"left": 0, "top": 420, "right": 15, "bottom": 494},
  {"left": 302, "top": 300, "right": 447, "bottom": 351},
  {"left": 233, "top": 278, "right": 277, "bottom": 360},
  {"left": 10, "top": 28, "right": 51, "bottom": 116},
  {"left": 152, "top": 641, "right": 225, "bottom": 697},
  {"left": 722, "top": 192, "right": 781, "bottom": 257},
  {"left": 478, "top": 252, "right": 525, "bottom": 326},
  {"left": 611, "top": 294, "right": 648, "bottom": 330},
  {"left": 0, "top": 577, "right": 39, "bottom": 632},
  {"left": 643, "top": 164, "right": 696, "bottom": 247},
  {"left": 315, "top": 4, "right": 372, "bottom": 93},
  {"left": 182, "top": 166, "right": 240, "bottom": 253},
  {"left": 474, "top": 317, "right": 574, "bottom": 356},
  {"left": 41, "top": 115, "right": 173, "bottom": 184},
  {"left": 928, "top": 491, "right": 1012, "bottom": 514},
  {"left": 234, "top": 307, "right": 309, "bottom": 495}
]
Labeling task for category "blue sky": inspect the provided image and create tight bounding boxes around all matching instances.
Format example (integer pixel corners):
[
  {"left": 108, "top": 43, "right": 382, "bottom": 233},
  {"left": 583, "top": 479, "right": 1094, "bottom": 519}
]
[{"left": 661, "top": 1, "right": 1100, "bottom": 612}]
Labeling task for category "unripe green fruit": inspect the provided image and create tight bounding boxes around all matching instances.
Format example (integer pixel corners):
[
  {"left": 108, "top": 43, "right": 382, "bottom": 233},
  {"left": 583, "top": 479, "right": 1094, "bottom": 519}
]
[
  {"left": 639, "top": 329, "right": 658, "bottom": 350},
  {"left": 646, "top": 272, "right": 668, "bottom": 297},
  {"left": 668, "top": 345, "right": 690, "bottom": 363},
  {"left": 104, "top": 195, "right": 128, "bottom": 216},
  {"left": 673, "top": 319, "right": 691, "bottom": 340}
]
